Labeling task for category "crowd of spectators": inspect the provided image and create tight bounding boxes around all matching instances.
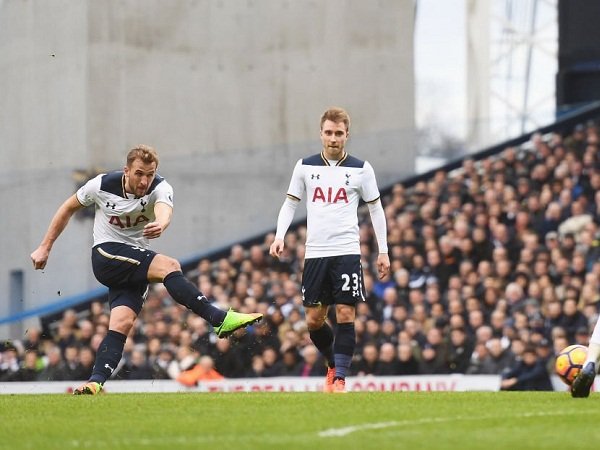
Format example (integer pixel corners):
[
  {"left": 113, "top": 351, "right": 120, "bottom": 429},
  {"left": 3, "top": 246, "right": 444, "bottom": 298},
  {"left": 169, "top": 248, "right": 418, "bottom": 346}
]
[{"left": 2, "top": 121, "right": 600, "bottom": 391}]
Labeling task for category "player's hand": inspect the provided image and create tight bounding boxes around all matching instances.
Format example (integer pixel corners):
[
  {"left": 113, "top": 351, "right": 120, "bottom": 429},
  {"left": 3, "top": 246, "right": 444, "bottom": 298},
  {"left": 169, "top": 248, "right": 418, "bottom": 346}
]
[
  {"left": 269, "top": 238, "right": 285, "bottom": 258},
  {"left": 30, "top": 246, "right": 50, "bottom": 270},
  {"left": 143, "top": 221, "right": 163, "bottom": 239},
  {"left": 376, "top": 253, "right": 391, "bottom": 280}
]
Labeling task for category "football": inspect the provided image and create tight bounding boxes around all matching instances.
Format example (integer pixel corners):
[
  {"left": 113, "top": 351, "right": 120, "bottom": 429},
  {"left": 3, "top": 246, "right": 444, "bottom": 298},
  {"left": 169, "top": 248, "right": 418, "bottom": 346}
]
[{"left": 555, "top": 344, "right": 588, "bottom": 385}]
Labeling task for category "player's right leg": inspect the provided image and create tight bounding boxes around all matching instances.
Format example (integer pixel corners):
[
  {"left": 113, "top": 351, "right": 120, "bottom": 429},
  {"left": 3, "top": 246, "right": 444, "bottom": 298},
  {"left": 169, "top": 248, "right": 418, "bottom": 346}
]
[
  {"left": 79, "top": 243, "right": 150, "bottom": 394},
  {"left": 305, "top": 305, "right": 336, "bottom": 392},
  {"left": 571, "top": 362, "right": 596, "bottom": 398},
  {"left": 149, "top": 254, "right": 262, "bottom": 337},
  {"left": 572, "top": 324, "right": 600, "bottom": 398},
  {"left": 572, "top": 337, "right": 600, "bottom": 398},
  {"left": 303, "top": 258, "right": 337, "bottom": 392}
]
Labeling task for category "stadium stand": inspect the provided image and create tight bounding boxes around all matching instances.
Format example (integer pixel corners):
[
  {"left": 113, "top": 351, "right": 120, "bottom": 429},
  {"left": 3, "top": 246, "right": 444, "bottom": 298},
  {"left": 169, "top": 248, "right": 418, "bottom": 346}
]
[{"left": 1, "top": 103, "right": 600, "bottom": 387}]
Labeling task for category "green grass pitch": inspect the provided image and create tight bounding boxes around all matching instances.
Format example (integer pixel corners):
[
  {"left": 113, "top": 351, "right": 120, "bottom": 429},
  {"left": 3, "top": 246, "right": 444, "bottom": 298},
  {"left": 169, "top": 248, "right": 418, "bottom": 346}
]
[{"left": 2, "top": 391, "right": 600, "bottom": 449}]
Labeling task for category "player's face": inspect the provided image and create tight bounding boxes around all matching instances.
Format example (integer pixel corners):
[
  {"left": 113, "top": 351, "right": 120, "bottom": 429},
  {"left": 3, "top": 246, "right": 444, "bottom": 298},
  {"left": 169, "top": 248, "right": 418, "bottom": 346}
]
[
  {"left": 320, "top": 120, "right": 348, "bottom": 159},
  {"left": 124, "top": 158, "right": 157, "bottom": 197}
]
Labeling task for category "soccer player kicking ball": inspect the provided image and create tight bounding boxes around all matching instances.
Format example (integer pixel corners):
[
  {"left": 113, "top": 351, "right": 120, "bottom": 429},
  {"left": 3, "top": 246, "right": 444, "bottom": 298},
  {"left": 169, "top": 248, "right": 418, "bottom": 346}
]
[
  {"left": 31, "top": 145, "right": 262, "bottom": 395},
  {"left": 270, "top": 107, "right": 390, "bottom": 393}
]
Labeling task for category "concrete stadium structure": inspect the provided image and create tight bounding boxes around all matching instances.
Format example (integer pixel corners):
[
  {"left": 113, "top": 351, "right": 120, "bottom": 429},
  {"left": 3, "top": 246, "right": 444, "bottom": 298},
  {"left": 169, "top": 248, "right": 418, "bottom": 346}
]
[{"left": 0, "top": 0, "right": 416, "bottom": 337}]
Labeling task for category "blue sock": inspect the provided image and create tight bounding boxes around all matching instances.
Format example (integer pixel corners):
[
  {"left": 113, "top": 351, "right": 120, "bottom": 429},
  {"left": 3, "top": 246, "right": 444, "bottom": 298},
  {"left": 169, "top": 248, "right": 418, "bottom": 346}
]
[
  {"left": 333, "top": 322, "right": 355, "bottom": 380},
  {"left": 163, "top": 271, "right": 226, "bottom": 326},
  {"left": 309, "top": 324, "right": 335, "bottom": 368},
  {"left": 89, "top": 330, "right": 127, "bottom": 384}
]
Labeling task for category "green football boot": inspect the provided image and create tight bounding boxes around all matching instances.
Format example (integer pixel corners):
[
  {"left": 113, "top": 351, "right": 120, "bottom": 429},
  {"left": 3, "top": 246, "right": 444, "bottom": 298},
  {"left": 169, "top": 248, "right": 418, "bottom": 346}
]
[
  {"left": 73, "top": 381, "right": 103, "bottom": 395},
  {"left": 214, "top": 309, "right": 263, "bottom": 338}
]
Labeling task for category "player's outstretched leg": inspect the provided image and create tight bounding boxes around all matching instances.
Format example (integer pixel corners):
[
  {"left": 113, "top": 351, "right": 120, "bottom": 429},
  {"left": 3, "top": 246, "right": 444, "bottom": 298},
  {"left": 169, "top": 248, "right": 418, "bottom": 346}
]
[
  {"left": 214, "top": 308, "right": 263, "bottom": 338},
  {"left": 73, "top": 381, "right": 103, "bottom": 395},
  {"left": 163, "top": 271, "right": 262, "bottom": 336},
  {"left": 572, "top": 362, "right": 596, "bottom": 398}
]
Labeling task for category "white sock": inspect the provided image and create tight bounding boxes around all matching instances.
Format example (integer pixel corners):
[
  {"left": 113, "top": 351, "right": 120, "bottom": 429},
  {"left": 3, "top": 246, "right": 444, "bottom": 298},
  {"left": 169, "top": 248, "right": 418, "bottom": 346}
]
[{"left": 585, "top": 342, "right": 600, "bottom": 368}]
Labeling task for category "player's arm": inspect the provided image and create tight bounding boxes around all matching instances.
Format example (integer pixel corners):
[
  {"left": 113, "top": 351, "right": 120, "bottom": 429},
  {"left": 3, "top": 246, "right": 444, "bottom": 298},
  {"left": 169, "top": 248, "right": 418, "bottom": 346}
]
[
  {"left": 270, "top": 160, "right": 304, "bottom": 258},
  {"left": 30, "top": 194, "right": 84, "bottom": 270},
  {"left": 367, "top": 197, "right": 390, "bottom": 280},
  {"left": 269, "top": 195, "right": 300, "bottom": 258},
  {"left": 144, "top": 201, "right": 172, "bottom": 239}
]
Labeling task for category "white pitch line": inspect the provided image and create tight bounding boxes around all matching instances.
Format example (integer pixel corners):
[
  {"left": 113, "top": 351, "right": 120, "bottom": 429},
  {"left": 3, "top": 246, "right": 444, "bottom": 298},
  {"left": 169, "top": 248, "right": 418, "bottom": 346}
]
[
  {"left": 317, "top": 410, "right": 591, "bottom": 438},
  {"left": 318, "top": 417, "right": 449, "bottom": 437}
]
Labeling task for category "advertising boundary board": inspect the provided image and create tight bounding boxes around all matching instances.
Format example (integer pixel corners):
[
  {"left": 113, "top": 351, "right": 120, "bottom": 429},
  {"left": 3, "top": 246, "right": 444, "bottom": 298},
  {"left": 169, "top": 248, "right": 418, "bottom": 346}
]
[{"left": 0, "top": 374, "right": 581, "bottom": 394}]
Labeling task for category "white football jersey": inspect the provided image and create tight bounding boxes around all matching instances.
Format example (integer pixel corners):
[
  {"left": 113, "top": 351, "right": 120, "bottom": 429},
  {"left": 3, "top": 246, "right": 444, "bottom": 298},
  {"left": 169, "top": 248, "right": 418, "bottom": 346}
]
[
  {"left": 287, "top": 152, "right": 381, "bottom": 258},
  {"left": 76, "top": 171, "right": 174, "bottom": 248}
]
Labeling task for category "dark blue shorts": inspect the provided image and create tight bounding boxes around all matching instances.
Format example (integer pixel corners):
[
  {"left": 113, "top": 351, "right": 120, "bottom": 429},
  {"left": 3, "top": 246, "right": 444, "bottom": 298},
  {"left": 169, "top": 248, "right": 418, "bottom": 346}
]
[
  {"left": 301, "top": 255, "right": 365, "bottom": 307},
  {"left": 91, "top": 242, "right": 157, "bottom": 315}
]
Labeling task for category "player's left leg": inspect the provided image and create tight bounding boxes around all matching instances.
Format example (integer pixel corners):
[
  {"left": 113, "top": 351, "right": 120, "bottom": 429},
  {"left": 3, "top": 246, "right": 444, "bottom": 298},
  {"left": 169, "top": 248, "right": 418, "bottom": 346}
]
[
  {"left": 74, "top": 305, "right": 136, "bottom": 395},
  {"left": 332, "top": 304, "right": 355, "bottom": 393},
  {"left": 149, "top": 254, "right": 262, "bottom": 337},
  {"left": 329, "top": 254, "right": 364, "bottom": 393},
  {"left": 572, "top": 323, "right": 600, "bottom": 397}
]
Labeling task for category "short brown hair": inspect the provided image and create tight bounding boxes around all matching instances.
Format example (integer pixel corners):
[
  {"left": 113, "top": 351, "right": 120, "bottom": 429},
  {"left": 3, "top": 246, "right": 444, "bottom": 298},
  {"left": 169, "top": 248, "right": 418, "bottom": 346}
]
[
  {"left": 320, "top": 107, "right": 350, "bottom": 132},
  {"left": 126, "top": 145, "right": 159, "bottom": 168}
]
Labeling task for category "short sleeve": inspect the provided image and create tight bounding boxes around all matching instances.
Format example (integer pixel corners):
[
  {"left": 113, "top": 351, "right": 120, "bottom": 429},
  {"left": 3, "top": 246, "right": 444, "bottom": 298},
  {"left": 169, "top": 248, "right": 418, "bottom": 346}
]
[
  {"left": 286, "top": 159, "right": 305, "bottom": 201},
  {"left": 76, "top": 174, "right": 102, "bottom": 207},
  {"left": 153, "top": 180, "right": 174, "bottom": 208},
  {"left": 360, "top": 161, "right": 381, "bottom": 203}
]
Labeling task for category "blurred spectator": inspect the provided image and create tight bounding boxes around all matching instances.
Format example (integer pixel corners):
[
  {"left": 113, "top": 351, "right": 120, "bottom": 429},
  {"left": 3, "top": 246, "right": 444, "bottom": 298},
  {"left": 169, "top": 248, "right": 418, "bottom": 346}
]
[
  {"left": 151, "top": 348, "right": 174, "bottom": 380},
  {"left": 15, "top": 350, "right": 41, "bottom": 382},
  {"left": 0, "top": 343, "right": 21, "bottom": 381},
  {"left": 280, "top": 347, "right": 302, "bottom": 376},
  {"left": 559, "top": 297, "right": 588, "bottom": 342},
  {"left": 446, "top": 328, "right": 474, "bottom": 373},
  {"left": 353, "top": 343, "right": 379, "bottom": 376},
  {"left": 37, "top": 345, "right": 67, "bottom": 381},
  {"left": 78, "top": 346, "right": 95, "bottom": 380},
  {"left": 298, "top": 345, "right": 326, "bottom": 377},
  {"left": 22, "top": 328, "right": 43, "bottom": 354},
  {"left": 121, "top": 349, "right": 154, "bottom": 380},
  {"left": 211, "top": 338, "right": 246, "bottom": 378},
  {"left": 396, "top": 343, "right": 420, "bottom": 375},
  {"left": 261, "top": 347, "right": 283, "bottom": 377},
  {"left": 500, "top": 346, "right": 553, "bottom": 391},
  {"left": 62, "top": 345, "right": 86, "bottom": 381},
  {"left": 419, "top": 344, "right": 447, "bottom": 374},
  {"left": 376, "top": 343, "right": 399, "bottom": 375},
  {"left": 177, "top": 355, "right": 224, "bottom": 387},
  {"left": 477, "top": 338, "right": 515, "bottom": 375},
  {"left": 167, "top": 346, "right": 198, "bottom": 380}
]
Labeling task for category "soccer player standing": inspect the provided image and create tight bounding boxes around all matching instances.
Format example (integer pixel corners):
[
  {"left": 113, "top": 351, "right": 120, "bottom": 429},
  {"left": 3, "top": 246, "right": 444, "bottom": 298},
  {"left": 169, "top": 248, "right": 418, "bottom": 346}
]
[
  {"left": 31, "top": 145, "right": 262, "bottom": 394},
  {"left": 269, "top": 107, "right": 390, "bottom": 392}
]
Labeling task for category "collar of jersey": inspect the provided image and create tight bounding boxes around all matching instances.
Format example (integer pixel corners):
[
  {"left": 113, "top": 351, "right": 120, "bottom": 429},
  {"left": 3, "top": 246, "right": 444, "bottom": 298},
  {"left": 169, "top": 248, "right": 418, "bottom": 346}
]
[{"left": 320, "top": 151, "right": 348, "bottom": 166}]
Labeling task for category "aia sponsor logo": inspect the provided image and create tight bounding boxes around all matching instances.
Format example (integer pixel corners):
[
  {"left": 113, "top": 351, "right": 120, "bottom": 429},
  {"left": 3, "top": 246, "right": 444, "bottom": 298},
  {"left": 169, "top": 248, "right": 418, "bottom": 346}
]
[
  {"left": 311, "top": 187, "right": 348, "bottom": 203},
  {"left": 108, "top": 215, "right": 150, "bottom": 228}
]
